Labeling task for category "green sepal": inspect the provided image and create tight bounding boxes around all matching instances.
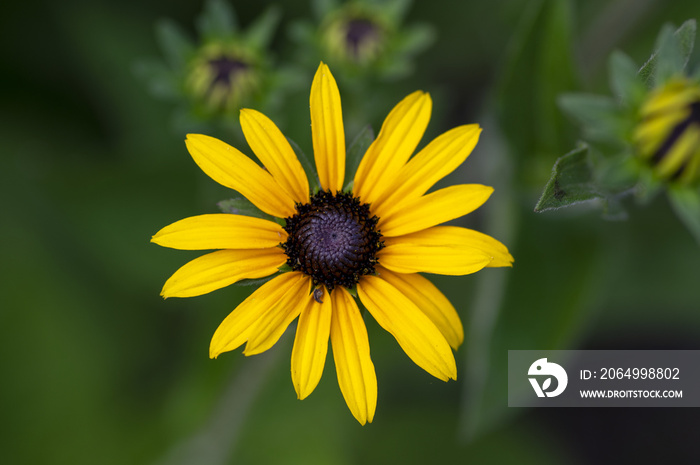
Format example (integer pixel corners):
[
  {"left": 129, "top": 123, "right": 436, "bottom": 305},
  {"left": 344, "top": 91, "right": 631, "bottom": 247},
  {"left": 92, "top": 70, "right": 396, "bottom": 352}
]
[
  {"left": 344, "top": 125, "right": 374, "bottom": 191},
  {"left": 287, "top": 137, "right": 320, "bottom": 193},
  {"left": 535, "top": 144, "right": 604, "bottom": 212},
  {"left": 668, "top": 185, "right": 700, "bottom": 245},
  {"left": 558, "top": 94, "right": 627, "bottom": 141},
  {"left": 217, "top": 197, "right": 276, "bottom": 221},
  {"left": 639, "top": 20, "right": 696, "bottom": 86},
  {"left": 608, "top": 51, "right": 645, "bottom": 108},
  {"left": 233, "top": 273, "right": 279, "bottom": 287},
  {"left": 197, "top": 0, "right": 238, "bottom": 40},
  {"left": 244, "top": 6, "right": 282, "bottom": 50},
  {"left": 345, "top": 285, "right": 358, "bottom": 298},
  {"left": 155, "top": 19, "right": 195, "bottom": 70},
  {"left": 278, "top": 263, "right": 293, "bottom": 273}
]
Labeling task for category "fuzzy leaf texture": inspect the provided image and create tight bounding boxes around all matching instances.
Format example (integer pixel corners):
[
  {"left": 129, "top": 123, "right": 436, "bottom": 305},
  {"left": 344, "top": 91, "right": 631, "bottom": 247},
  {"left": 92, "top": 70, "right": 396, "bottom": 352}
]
[
  {"left": 638, "top": 19, "right": 696, "bottom": 86},
  {"left": 535, "top": 144, "right": 603, "bottom": 212}
]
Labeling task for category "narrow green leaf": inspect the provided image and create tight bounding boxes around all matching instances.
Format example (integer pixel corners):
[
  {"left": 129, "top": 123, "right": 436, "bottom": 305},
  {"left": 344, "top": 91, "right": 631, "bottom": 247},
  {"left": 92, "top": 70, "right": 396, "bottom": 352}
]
[
  {"left": 535, "top": 144, "right": 603, "bottom": 212},
  {"left": 155, "top": 19, "right": 195, "bottom": 70},
  {"left": 287, "top": 137, "right": 320, "bottom": 193},
  {"left": 197, "top": 0, "right": 238, "bottom": 40},
  {"left": 496, "top": 0, "right": 577, "bottom": 170},
  {"left": 245, "top": 6, "right": 282, "bottom": 50},
  {"left": 668, "top": 186, "right": 700, "bottom": 245},
  {"left": 217, "top": 197, "right": 276, "bottom": 221},
  {"left": 344, "top": 125, "right": 374, "bottom": 191}
]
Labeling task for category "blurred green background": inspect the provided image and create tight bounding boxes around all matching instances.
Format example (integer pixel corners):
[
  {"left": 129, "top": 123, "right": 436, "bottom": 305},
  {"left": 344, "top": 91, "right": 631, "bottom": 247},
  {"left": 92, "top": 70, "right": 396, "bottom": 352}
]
[{"left": 2, "top": 0, "right": 700, "bottom": 464}]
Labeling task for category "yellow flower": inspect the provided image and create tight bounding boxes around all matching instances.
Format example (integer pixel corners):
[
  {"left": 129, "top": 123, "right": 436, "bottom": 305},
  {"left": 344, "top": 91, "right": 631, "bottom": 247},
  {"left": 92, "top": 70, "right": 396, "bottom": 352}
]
[
  {"left": 634, "top": 78, "right": 700, "bottom": 185},
  {"left": 152, "top": 62, "right": 513, "bottom": 424}
]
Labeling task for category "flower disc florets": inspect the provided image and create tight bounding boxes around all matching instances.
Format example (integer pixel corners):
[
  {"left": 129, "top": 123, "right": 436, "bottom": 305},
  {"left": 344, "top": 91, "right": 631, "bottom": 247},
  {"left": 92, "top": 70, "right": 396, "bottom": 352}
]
[{"left": 282, "top": 190, "right": 383, "bottom": 291}]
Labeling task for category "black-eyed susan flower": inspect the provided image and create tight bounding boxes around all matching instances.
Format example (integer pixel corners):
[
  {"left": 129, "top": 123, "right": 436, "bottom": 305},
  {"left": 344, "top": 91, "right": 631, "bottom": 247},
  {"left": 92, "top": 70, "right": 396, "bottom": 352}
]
[
  {"left": 537, "top": 19, "right": 700, "bottom": 243},
  {"left": 152, "top": 62, "right": 513, "bottom": 424}
]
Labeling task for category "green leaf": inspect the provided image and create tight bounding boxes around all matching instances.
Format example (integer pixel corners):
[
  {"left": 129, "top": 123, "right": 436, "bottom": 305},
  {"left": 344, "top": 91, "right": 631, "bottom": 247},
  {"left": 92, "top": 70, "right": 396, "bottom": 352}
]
[
  {"left": 245, "top": 6, "right": 282, "bottom": 50},
  {"left": 535, "top": 144, "right": 603, "bottom": 212},
  {"left": 608, "top": 51, "right": 645, "bottom": 108},
  {"left": 677, "top": 19, "right": 697, "bottom": 68},
  {"left": 155, "top": 19, "right": 195, "bottom": 70},
  {"left": 287, "top": 137, "right": 320, "bottom": 193},
  {"left": 197, "top": 0, "right": 238, "bottom": 40},
  {"left": 668, "top": 185, "right": 700, "bottom": 245},
  {"left": 639, "top": 20, "right": 696, "bottom": 86},
  {"left": 557, "top": 94, "right": 624, "bottom": 141},
  {"left": 217, "top": 197, "right": 276, "bottom": 221},
  {"left": 344, "top": 125, "right": 374, "bottom": 191}
]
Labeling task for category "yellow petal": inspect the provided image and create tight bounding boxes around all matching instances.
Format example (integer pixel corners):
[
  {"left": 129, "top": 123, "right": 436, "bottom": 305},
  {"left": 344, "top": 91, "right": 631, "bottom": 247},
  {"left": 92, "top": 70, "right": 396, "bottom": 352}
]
[
  {"left": 378, "top": 227, "right": 492, "bottom": 275},
  {"left": 310, "top": 62, "right": 345, "bottom": 192},
  {"left": 209, "top": 272, "right": 307, "bottom": 358},
  {"left": 240, "top": 108, "right": 310, "bottom": 204},
  {"left": 372, "top": 125, "right": 482, "bottom": 218},
  {"left": 354, "top": 91, "right": 432, "bottom": 205},
  {"left": 382, "top": 226, "right": 513, "bottom": 270},
  {"left": 151, "top": 214, "right": 287, "bottom": 250},
  {"left": 162, "top": 248, "right": 287, "bottom": 298},
  {"left": 641, "top": 83, "right": 700, "bottom": 116},
  {"left": 291, "top": 286, "right": 332, "bottom": 400},
  {"left": 378, "top": 184, "right": 493, "bottom": 237},
  {"left": 330, "top": 287, "right": 377, "bottom": 425},
  {"left": 358, "top": 275, "right": 456, "bottom": 381},
  {"left": 657, "top": 126, "right": 700, "bottom": 178},
  {"left": 679, "top": 142, "right": 700, "bottom": 184},
  {"left": 244, "top": 276, "right": 311, "bottom": 355},
  {"left": 376, "top": 266, "right": 463, "bottom": 349},
  {"left": 634, "top": 110, "right": 687, "bottom": 158},
  {"left": 185, "top": 134, "right": 296, "bottom": 218}
]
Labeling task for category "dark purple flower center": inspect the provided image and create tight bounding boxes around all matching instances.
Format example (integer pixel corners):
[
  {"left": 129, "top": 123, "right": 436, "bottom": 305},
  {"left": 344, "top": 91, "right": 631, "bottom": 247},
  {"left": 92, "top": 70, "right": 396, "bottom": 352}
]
[
  {"left": 345, "top": 18, "right": 380, "bottom": 59},
  {"left": 207, "top": 56, "right": 249, "bottom": 90},
  {"left": 282, "top": 190, "right": 383, "bottom": 291}
]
